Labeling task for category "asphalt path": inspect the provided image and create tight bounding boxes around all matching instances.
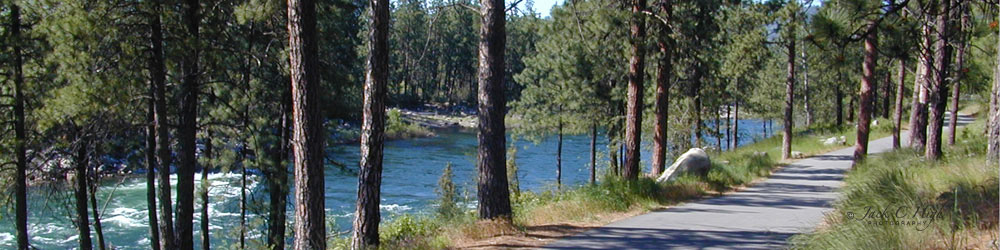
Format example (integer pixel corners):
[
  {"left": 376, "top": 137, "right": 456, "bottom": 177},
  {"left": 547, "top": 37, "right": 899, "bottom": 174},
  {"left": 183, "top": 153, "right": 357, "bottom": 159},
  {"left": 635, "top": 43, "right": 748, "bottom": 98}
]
[{"left": 543, "top": 114, "right": 974, "bottom": 249}]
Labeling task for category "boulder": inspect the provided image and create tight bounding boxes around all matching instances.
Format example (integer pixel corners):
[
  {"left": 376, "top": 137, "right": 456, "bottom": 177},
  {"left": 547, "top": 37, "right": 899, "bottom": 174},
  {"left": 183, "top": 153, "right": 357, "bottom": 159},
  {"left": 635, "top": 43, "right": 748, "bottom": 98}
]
[
  {"left": 791, "top": 151, "right": 805, "bottom": 159},
  {"left": 656, "top": 148, "right": 711, "bottom": 182},
  {"left": 821, "top": 137, "right": 838, "bottom": 146}
]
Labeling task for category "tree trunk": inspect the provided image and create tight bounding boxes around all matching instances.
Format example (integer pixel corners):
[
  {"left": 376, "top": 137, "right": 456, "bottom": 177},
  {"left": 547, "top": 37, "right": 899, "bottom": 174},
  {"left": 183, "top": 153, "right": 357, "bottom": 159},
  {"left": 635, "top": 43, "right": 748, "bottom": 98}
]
[
  {"left": 352, "top": 0, "right": 390, "bottom": 246},
  {"left": 201, "top": 133, "right": 211, "bottom": 250},
  {"left": 835, "top": 76, "right": 844, "bottom": 126},
  {"left": 267, "top": 95, "right": 290, "bottom": 250},
  {"left": 715, "top": 112, "right": 722, "bottom": 150},
  {"left": 910, "top": 18, "right": 932, "bottom": 151},
  {"left": 989, "top": 2, "right": 1000, "bottom": 162},
  {"left": 175, "top": 0, "right": 201, "bottom": 247},
  {"left": 288, "top": 0, "right": 327, "bottom": 248},
  {"left": 147, "top": 1, "right": 175, "bottom": 248},
  {"left": 145, "top": 85, "right": 161, "bottom": 250},
  {"left": 75, "top": 139, "right": 93, "bottom": 250},
  {"left": 726, "top": 104, "right": 731, "bottom": 150},
  {"left": 848, "top": 96, "right": 855, "bottom": 123},
  {"left": 893, "top": 59, "right": 906, "bottom": 149},
  {"left": 556, "top": 120, "right": 563, "bottom": 188},
  {"left": 782, "top": 36, "right": 795, "bottom": 160},
  {"left": 733, "top": 100, "right": 739, "bottom": 148},
  {"left": 948, "top": 1, "right": 969, "bottom": 146},
  {"left": 590, "top": 124, "right": 597, "bottom": 185},
  {"left": 89, "top": 173, "right": 106, "bottom": 250},
  {"left": 694, "top": 94, "right": 703, "bottom": 147},
  {"left": 872, "top": 70, "right": 880, "bottom": 119},
  {"left": 926, "top": 0, "right": 953, "bottom": 160},
  {"left": 239, "top": 121, "right": 248, "bottom": 249},
  {"left": 623, "top": 0, "right": 647, "bottom": 180},
  {"left": 10, "top": 5, "right": 29, "bottom": 250},
  {"left": 802, "top": 51, "right": 813, "bottom": 127},
  {"left": 608, "top": 136, "right": 618, "bottom": 176},
  {"left": 882, "top": 65, "right": 893, "bottom": 119},
  {"left": 476, "top": 0, "right": 513, "bottom": 220},
  {"left": 652, "top": 0, "right": 673, "bottom": 176},
  {"left": 854, "top": 22, "right": 877, "bottom": 162}
]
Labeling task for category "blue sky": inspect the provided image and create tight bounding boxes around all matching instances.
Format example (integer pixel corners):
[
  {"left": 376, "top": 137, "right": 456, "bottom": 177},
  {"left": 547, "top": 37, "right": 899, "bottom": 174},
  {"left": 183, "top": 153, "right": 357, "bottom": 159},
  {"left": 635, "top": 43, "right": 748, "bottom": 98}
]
[{"left": 526, "top": 0, "right": 563, "bottom": 17}]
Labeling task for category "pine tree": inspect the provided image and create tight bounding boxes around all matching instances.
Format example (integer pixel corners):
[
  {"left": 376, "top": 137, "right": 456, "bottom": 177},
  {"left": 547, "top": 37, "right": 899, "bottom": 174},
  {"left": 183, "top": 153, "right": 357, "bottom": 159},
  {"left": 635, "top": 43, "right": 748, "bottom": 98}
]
[
  {"left": 476, "top": 0, "right": 513, "bottom": 220},
  {"left": 352, "top": 0, "right": 390, "bottom": 246},
  {"left": 288, "top": 0, "right": 327, "bottom": 248}
]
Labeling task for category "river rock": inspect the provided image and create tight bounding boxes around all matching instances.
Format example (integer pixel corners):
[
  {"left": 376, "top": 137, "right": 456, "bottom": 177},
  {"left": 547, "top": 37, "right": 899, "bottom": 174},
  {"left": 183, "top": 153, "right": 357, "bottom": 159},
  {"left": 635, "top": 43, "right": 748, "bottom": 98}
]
[{"left": 656, "top": 148, "right": 711, "bottom": 182}]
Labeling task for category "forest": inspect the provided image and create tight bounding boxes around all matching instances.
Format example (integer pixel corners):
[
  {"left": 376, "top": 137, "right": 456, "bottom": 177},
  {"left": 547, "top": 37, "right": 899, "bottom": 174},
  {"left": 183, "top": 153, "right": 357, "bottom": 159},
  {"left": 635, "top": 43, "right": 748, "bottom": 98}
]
[{"left": 1, "top": 0, "right": 998, "bottom": 249}]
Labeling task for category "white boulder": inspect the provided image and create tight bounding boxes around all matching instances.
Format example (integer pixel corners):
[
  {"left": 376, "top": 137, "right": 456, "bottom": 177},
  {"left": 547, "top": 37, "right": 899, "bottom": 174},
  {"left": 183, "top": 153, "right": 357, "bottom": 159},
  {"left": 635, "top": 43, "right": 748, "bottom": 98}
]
[
  {"left": 791, "top": 151, "right": 805, "bottom": 159},
  {"left": 656, "top": 148, "right": 712, "bottom": 183}
]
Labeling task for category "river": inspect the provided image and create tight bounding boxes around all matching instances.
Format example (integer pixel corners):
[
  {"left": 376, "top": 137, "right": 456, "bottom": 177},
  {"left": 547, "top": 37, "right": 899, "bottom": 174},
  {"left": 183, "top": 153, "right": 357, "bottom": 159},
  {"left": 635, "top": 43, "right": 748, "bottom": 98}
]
[{"left": 0, "top": 119, "right": 779, "bottom": 249}]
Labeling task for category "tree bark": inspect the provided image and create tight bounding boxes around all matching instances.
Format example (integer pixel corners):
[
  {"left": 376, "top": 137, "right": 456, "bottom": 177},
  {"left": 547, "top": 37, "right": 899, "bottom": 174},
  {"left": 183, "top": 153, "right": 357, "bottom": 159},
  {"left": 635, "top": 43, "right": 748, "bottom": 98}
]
[
  {"left": 288, "top": 0, "right": 327, "bottom": 248},
  {"left": 147, "top": 1, "right": 175, "bottom": 248},
  {"left": 854, "top": 22, "right": 877, "bottom": 162},
  {"left": 623, "top": 0, "right": 647, "bottom": 180},
  {"left": 556, "top": 120, "right": 563, "bottom": 187},
  {"left": 726, "top": 106, "right": 732, "bottom": 150},
  {"left": 89, "top": 172, "right": 106, "bottom": 250},
  {"left": 926, "top": 0, "right": 953, "bottom": 160},
  {"left": 590, "top": 124, "right": 597, "bottom": 185},
  {"left": 608, "top": 135, "right": 618, "bottom": 176},
  {"left": 733, "top": 99, "right": 739, "bottom": 148},
  {"left": 836, "top": 75, "right": 844, "bottom": 127},
  {"left": 893, "top": 59, "right": 906, "bottom": 149},
  {"left": 239, "top": 119, "right": 248, "bottom": 249},
  {"left": 476, "top": 0, "right": 513, "bottom": 220},
  {"left": 145, "top": 84, "right": 161, "bottom": 250},
  {"left": 175, "top": 0, "right": 201, "bottom": 247},
  {"left": 201, "top": 125, "right": 212, "bottom": 250},
  {"left": 75, "top": 138, "right": 93, "bottom": 250},
  {"left": 782, "top": 33, "right": 795, "bottom": 160},
  {"left": 882, "top": 65, "right": 893, "bottom": 119},
  {"left": 990, "top": 1, "right": 1000, "bottom": 162},
  {"left": 267, "top": 95, "right": 290, "bottom": 250},
  {"left": 802, "top": 51, "right": 813, "bottom": 127},
  {"left": 948, "top": 1, "right": 969, "bottom": 146},
  {"left": 352, "top": 0, "right": 390, "bottom": 246},
  {"left": 652, "top": 0, "right": 673, "bottom": 176},
  {"left": 848, "top": 96, "right": 855, "bottom": 123},
  {"left": 910, "top": 14, "right": 933, "bottom": 152},
  {"left": 10, "top": 5, "right": 29, "bottom": 250},
  {"left": 715, "top": 112, "right": 722, "bottom": 150}
]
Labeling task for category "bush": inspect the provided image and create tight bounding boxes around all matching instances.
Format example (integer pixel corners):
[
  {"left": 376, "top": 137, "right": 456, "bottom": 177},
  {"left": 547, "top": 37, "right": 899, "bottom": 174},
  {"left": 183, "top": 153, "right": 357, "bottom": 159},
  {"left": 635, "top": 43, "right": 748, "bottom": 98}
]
[
  {"left": 436, "top": 163, "right": 460, "bottom": 219},
  {"left": 386, "top": 109, "right": 433, "bottom": 139}
]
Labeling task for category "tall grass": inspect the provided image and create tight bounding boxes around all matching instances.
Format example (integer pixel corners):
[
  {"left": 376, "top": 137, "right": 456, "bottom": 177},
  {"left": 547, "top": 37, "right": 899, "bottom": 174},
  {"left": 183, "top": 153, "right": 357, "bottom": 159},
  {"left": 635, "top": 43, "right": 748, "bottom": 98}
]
[
  {"left": 788, "top": 121, "right": 999, "bottom": 250},
  {"left": 328, "top": 120, "right": 904, "bottom": 249}
]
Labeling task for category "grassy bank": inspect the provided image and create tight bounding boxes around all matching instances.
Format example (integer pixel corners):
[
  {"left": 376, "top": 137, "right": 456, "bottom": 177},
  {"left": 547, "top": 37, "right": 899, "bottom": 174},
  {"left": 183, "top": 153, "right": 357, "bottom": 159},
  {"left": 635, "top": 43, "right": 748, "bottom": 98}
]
[
  {"left": 327, "top": 122, "right": 902, "bottom": 249},
  {"left": 789, "top": 119, "right": 999, "bottom": 249}
]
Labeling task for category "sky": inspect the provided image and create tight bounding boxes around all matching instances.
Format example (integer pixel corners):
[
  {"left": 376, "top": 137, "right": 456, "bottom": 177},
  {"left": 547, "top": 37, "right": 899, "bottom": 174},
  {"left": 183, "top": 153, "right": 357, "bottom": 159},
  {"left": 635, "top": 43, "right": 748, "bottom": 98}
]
[
  {"left": 524, "top": 0, "right": 822, "bottom": 18},
  {"left": 526, "top": 0, "right": 563, "bottom": 17}
]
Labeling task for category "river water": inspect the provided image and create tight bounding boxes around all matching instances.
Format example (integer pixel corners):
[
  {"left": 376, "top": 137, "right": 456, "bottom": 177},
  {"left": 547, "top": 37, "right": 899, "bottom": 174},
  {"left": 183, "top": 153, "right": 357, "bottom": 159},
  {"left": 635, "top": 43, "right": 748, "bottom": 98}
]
[{"left": 0, "top": 119, "right": 778, "bottom": 249}]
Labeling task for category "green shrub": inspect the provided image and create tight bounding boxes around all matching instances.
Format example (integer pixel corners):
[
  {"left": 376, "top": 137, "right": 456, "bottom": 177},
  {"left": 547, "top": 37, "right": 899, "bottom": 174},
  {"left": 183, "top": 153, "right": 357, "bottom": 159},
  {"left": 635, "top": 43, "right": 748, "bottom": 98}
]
[
  {"left": 386, "top": 109, "right": 433, "bottom": 139},
  {"left": 436, "top": 163, "right": 460, "bottom": 219}
]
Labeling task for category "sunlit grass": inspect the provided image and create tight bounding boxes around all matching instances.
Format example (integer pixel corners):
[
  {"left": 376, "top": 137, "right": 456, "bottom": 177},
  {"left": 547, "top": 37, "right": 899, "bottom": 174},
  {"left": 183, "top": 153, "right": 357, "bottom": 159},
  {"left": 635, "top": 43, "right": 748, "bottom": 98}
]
[
  {"left": 788, "top": 118, "right": 999, "bottom": 250},
  {"left": 328, "top": 119, "right": 915, "bottom": 249}
]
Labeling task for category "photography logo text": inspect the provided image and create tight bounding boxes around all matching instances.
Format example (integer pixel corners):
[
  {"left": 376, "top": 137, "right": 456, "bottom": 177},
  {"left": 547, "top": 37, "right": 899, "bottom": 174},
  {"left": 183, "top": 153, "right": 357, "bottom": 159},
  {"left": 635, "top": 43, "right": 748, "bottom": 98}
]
[{"left": 843, "top": 205, "right": 946, "bottom": 231}]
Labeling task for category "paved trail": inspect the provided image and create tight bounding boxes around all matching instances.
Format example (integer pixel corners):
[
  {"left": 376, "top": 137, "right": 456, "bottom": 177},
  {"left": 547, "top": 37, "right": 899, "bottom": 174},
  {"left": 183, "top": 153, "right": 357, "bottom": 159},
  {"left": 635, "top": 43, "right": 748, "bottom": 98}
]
[{"left": 543, "top": 115, "right": 974, "bottom": 250}]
